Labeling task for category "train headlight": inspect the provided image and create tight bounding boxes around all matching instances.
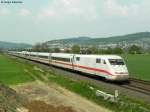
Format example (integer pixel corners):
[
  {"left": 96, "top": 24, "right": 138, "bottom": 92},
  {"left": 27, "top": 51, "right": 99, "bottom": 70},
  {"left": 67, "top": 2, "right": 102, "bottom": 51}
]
[{"left": 115, "top": 72, "right": 128, "bottom": 74}]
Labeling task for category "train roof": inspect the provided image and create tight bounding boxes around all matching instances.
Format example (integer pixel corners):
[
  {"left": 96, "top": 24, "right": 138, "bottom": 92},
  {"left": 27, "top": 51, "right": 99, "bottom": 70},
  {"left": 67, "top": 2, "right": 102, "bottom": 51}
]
[
  {"left": 51, "top": 53, "right": 122, "bottom": 59},
  {"left": 37, "top": 52, "right": 49, "bottom": 56},
  {"left": 29, "top": 52, "right": 49, "bottom": 56},
  {"left": 30, "top": 52, "right": 38, "bottom": 55},
  {"left": 75, "top": 54, "right": 122, "bottom": 59},
  {"left": 16, "top": 52, "right": 123, "bottom": 59},
  {"left": 51, "top": 53, "right": 73, "bottom": 58}
]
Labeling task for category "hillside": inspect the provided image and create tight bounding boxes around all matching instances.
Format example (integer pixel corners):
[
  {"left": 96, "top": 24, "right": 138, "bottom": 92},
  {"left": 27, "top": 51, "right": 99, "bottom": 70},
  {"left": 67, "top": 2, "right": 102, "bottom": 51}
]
[
  {"left": 46, "top": 32, "right": 150, "bottom": 48},
  {"left": 90, "top": 32, "right": 150, "bottom": 44},
  {"left": 47, "top": 37, "right": 91, "bottom": 44},
  {"left": 0, "top": 41, "right": 32, "bottom": 49}
]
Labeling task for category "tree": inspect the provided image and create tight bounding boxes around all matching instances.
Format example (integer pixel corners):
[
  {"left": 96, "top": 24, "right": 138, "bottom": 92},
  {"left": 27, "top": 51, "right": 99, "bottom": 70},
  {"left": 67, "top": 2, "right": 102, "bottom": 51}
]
[
  {"left": 105, "top": 47, "right": 113, "bottom": 54},
  {"left": 32, "top": 43, "right": 41, "bottom": 52},
  {"left": 98, "top": 49, "right": 106, "bottom": 54},
  {"left": 54, "top": 48, "right": 60, "bottom": 53},
  {"left": 113, "top": 47, "right": 124, "bottom": 54},
  {"left": 71, "top": 45, "right": 80, "bottom": 54},
  {"left": 86, "top": 46, "right": 98, "bottom": 54},
  {"left": 128, "top": 45, "right": 142, "bottom": 54},
  {"left": 65, "top": 49, "right": 71, "bottom": 53},
  {"left": 32, "top": 43, "right": 50, "bottom": 52},
  {"left": 41, "top": 43, "right": 50, "bottom": 52}
]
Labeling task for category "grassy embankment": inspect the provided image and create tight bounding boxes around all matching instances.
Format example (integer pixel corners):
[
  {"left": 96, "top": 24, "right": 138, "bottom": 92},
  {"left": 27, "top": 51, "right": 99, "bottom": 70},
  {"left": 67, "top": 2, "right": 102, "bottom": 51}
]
[
  {"left": 48, "top": 71, "right": 150, "bottom": 112},
  {"left": 0, "top": 54, "right": 150, "bottom": 112}
]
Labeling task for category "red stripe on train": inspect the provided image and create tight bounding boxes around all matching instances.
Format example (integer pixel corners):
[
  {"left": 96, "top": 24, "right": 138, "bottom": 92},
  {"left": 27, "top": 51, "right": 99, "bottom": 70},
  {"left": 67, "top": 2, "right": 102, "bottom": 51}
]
[{"left": 51, "top": 61, "right": 113, "bottom": 76}]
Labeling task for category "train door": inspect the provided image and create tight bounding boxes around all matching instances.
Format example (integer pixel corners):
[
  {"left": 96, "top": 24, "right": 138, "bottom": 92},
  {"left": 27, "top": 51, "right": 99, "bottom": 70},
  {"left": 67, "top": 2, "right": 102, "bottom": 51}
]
[
  {"left": 71, "top": 55, "right": 75, "bottom": 70},
  {"left": 87, "top": 57, "right": 96, "bottom": 75},
  {"left": 49, "top": 53, "right": 52, "bottom": 65},
  {"left": 73, "top": 55, "right": 80, "bottom": 71},
  {"left": 95, "top": 58, "right": 107, "bottom": 77},
  {"left": 95, "top": 58, "right": 101, "bottom": 76}
]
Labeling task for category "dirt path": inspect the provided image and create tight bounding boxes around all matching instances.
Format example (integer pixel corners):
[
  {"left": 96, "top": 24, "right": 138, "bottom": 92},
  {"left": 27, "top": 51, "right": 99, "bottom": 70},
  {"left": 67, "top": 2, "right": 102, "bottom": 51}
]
[
  {"left": 12, "top": 81, "right": 112, "bottom": 112},
  {"left": 24, "top": 100, "right": 75, "bottom": 112}
]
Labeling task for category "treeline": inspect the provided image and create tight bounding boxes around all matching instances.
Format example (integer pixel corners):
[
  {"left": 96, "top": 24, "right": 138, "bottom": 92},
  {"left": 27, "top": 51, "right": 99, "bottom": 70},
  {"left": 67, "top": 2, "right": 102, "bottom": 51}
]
[
  {"left": 71, "top": 44, "right": 146, "bottom": 54},
  {"left": 7, "top": 43, "right": 150, "bottom": 55},
  {"left": 30, "top": 43, "right": 149, "bottom": 55}
]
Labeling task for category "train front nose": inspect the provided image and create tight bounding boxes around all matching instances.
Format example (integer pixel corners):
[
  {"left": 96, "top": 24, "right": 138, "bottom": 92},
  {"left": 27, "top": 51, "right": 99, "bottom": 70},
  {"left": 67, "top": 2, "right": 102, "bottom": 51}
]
[
  {"left": 108, "top": 58, "right": 129, "bottom": 81},
  {"left": 111, "top": 65, "right": 129, "bottom": 81},
  {"left": 114, "top": 72, "right": 129, "bottom": 81}
]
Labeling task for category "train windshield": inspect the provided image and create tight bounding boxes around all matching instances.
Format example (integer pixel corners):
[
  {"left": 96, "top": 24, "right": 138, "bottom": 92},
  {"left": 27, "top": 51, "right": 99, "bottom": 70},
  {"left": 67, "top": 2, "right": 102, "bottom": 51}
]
[{"left": 109, "top": 59, "right": 125, "bottom": 65}]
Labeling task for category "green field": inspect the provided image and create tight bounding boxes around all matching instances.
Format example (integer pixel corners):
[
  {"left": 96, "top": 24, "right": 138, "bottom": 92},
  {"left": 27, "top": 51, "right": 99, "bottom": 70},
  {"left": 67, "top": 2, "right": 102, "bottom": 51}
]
[
  {"left": 122, "top": 54, "right": 150, "bottom": 81},
  {"left": 0, "top": 54, "right": 150, "bottom": 85},
  {"left": 0, "top": 54, "right": 34, "bottom": 85}
]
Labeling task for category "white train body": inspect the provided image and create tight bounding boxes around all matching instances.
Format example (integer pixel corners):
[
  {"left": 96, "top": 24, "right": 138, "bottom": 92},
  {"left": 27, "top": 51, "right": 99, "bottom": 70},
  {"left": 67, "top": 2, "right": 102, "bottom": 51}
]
[{"left": 11, "top": 51, "right": 129, "bottom": 81}]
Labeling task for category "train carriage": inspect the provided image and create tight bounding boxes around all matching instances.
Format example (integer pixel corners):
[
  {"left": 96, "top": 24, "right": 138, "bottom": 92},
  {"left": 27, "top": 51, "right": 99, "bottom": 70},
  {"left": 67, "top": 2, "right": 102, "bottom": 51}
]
[
  {"left": 10, "top": 51, "right": 129, "bottom": 81},
  {"left": 28, "top": 52, "right": 39, "bottom": 61},
  {"left": 50, "top": 53, "right": 74, "bottom": 69},
  {"left": 73, "top": 55, "right": 109, "bottom": 77},
  {"left": 36, "top": 52, "right": 49, "bottom": 64},
  {"left": 73, "top": 55, "right": 129, "bottom": 81}
]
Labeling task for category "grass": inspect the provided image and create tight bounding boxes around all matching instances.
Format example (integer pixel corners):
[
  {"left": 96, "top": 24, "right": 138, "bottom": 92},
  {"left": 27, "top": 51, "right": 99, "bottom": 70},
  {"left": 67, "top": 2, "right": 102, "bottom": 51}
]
[
  {"left": 48, "top": 72, "right": 150, "bottom": 112},
  {"left": 121, "top": 54, "right": 150, "bottom": 80},
  {"left": 0, "top": 54, "right": 35, "bottom": 85}
]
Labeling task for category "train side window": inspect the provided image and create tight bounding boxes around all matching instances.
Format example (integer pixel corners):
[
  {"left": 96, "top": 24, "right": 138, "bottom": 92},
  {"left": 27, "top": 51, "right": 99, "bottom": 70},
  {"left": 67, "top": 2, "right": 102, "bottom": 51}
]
[
  {"left": 76, "top": 57, "right": 80, "bottom": 61},
  {"left": 39, "top": 55, "right": 48, "bottom": 59},
  {"left": 96, "top": 59, "right": 101, "bottom": 63},
  {"left": 51, "top": 57, "right": 70, "bottom": 62},
  {"left": 103, "top": 60, "right": 106, "bottom": 64}
]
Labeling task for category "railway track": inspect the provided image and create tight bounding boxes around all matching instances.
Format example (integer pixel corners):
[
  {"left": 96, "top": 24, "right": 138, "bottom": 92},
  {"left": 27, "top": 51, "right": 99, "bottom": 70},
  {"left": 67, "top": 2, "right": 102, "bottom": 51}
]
[{"left": 121, "top": 78, "right": 150, "bottom": 95}]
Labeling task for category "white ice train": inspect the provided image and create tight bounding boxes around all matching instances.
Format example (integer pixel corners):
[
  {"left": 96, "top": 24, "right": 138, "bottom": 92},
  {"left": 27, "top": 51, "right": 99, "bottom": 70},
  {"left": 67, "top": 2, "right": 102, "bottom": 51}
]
[{"left": 11, "top": 51, "right": 129, "bottom": 81}]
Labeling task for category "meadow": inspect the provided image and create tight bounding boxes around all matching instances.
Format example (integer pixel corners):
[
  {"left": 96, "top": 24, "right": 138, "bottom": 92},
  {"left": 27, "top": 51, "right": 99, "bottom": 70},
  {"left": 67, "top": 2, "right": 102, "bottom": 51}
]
[
  {"left": 122, "top": 54, "right": 150, "bottom": 81},
  {"left": 0, "top": 54, "right": 34, "bottom": 85}
]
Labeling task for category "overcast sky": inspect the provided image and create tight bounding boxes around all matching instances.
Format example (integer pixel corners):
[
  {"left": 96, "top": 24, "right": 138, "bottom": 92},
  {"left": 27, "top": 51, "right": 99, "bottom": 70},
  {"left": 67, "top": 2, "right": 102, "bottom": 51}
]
[{"left": 0, "top": 0, "right": 150, "bottom": 44}]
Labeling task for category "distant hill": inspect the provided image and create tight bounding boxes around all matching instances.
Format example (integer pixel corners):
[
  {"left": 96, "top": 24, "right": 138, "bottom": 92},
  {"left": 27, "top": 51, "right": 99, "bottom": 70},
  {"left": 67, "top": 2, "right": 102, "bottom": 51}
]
[
  {"left": 47, "top": 37, "right": 91, "bottom": 45},
  {"left": 46, "top": 32, "right": 150, "bottom": 48},
  {"left": 0, "top": 41, "right": 32, "bottom": 49},
  {"left": 90, "top": 32, "right": 150, "bottom": 44}
]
